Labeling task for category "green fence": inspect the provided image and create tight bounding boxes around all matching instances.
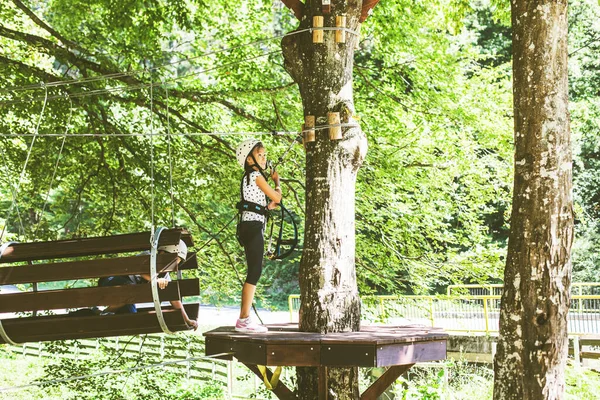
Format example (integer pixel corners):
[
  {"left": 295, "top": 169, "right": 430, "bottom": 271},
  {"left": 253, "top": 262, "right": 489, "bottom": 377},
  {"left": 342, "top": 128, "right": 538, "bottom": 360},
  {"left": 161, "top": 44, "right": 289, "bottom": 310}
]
[
  {"left": 446, "top": 282, "right": 600, "bottom": 296},
  {"left": 288, "top": 294, "right": 600, "bottom": 335}
]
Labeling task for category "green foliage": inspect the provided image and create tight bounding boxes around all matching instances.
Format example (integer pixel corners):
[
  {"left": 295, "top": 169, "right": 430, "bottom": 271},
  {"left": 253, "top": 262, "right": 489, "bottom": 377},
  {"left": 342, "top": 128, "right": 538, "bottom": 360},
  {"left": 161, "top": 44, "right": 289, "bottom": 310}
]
[
  {"left": 355, "top": 0, "right": 512, "bottom": 295},
  {"left": 1, "top": 0, "right": 597, "bottom": 310},
  {"left": 570, "top": 0, "right": 600, "bottom": 282},
  {"left": 0, "top": 0, "right": 514, "bottom": 304}
]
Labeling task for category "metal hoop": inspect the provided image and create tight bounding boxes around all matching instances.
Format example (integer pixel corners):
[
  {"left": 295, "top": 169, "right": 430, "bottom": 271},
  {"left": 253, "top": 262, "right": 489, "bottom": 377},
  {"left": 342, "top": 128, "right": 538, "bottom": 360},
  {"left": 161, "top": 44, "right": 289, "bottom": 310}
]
[{"left": 150, "top": 227, "right": 175, "bottom": 334}]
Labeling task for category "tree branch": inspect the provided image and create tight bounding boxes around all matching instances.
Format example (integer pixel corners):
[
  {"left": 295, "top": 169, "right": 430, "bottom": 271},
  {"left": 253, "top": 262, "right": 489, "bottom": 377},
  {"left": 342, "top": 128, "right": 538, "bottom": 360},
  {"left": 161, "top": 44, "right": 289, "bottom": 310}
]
[{"left": 11, "top": 0, "right": 90, "bottom": 54}]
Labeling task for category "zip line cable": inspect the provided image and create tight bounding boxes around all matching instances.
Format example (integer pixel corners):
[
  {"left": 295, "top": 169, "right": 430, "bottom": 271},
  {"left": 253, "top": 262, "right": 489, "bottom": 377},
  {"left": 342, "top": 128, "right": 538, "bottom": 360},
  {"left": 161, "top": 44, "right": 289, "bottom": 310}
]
[
  {"left": 0, "top": 26, "right": 359, "bottom": 94},
  {"left": 165, "top": 82, "right": 176, "bottom": 228},
  {"left": 0, "top": 84, "right": 48, "bottom": 242},
  {"left": 33, "top": 94, "right": 72, "bottom": 236},
  {"left": 0, "top": 122, "right": 360, "bottom": 138},
  {"left": 0, "top": 49, "right": 283, "bottom": 105},
  {"left": 0, "top": 148, "right": 25, "bottom": 239},
  {"left": 149, "top": 76, "right": 156, "bottom": 234},
  {"left": 0, "top": 352, "right": 235, "bottom": 393}
]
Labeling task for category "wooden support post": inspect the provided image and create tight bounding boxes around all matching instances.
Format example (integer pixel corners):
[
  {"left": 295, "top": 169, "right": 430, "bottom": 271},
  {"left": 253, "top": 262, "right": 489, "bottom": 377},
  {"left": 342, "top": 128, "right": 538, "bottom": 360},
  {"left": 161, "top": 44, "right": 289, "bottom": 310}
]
[
  {"left": 186, "top": 336, "right": 191, "bottom": 380},
  {"left": 355, "top": 24, "right": 361, "bottom": 49},
  {"left": 573, "top": 336, "right": 580, "bottom": 367},
  {"left": 313, "top": 16, "right": 324, "bottom": 43},
  {"left": 244, "top": 363, "right": 297, "bottom": 400},
  {"left": 227, "top": 360, "right": 234, "bottom": 398},
  {"left": 335, "top": 15, "right": 347, "bottom": 43},
  {"left": 304, "top": 115, "right": 316, "bottom": 143},
  {"left": 328, "top": 112, "right": 342, "bottom": 140},
  {"left": 318, "top": 366, "right": 328, "bottom": 400},
  {"left": 360, "top": 364, "right": 414, "bottom": 400}
]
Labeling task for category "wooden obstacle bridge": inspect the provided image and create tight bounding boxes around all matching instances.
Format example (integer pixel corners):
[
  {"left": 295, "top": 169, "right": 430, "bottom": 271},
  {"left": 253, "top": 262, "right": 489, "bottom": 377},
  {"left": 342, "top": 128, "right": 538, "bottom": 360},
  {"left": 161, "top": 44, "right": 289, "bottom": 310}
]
[
  {"left": 204, "top": 323, "right": 448, "bottom": 400},
  {"left": 0, "top": 228, "right": 199, "bottom": 344}
]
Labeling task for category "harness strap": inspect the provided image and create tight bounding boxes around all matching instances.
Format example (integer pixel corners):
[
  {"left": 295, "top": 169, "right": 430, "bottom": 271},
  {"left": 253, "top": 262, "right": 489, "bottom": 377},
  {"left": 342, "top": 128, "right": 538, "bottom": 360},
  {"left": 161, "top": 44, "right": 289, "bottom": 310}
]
[
  {"left": 257, "top": 365, "right": 282, "bottom": 390},
  {"left": 0, "top": 242, "right": 20, "bottom": 346},
  {"left": 238, "top": 170, "right": 268, "bottom": 219},
  {"left": 236, "top": 200, "right": 269, "bottom": 216}
]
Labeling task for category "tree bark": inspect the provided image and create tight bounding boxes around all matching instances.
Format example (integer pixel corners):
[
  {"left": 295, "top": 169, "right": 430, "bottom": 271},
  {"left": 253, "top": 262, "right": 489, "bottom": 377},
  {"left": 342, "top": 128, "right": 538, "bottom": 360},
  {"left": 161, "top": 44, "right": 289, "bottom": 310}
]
[
  {"left": 493, "top": 1, "right": 572, "bottom": 399},
  {"left": 281, "top": 1, "right": 367, "bottom": 399}
]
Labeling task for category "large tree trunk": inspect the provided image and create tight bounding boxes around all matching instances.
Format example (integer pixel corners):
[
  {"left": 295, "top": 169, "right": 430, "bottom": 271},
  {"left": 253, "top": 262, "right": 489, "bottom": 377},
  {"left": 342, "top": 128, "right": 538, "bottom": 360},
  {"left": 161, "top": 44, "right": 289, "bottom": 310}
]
[
  {"left": 281, "top": 1, "right": 367, "bottom": 399},
  {"left": 493, "top": 1, "right": 572, "bottom": 399}
]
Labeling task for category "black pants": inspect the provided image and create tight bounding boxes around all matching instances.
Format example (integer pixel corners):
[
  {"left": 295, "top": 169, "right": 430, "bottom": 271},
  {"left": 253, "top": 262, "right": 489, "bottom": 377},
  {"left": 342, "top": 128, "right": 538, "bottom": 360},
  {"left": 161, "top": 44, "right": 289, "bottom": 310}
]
[{"left": 238, "top": 221, "right": 264, "bottom": 285}]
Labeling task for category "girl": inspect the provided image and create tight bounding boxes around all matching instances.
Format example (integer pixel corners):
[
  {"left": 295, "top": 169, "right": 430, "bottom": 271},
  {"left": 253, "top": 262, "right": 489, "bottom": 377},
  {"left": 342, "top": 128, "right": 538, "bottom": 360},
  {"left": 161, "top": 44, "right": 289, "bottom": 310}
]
[
  {"left": 99, "top": 239, "right": 198, "bottom": 330},
  {"left": 234, "top": 139, "right": 281, "bottom": 333}
]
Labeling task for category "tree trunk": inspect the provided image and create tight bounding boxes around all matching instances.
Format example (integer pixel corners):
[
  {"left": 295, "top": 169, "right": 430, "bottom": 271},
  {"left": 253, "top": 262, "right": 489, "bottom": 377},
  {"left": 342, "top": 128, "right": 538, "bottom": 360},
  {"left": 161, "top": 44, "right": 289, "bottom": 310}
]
[
  {"left": 281, "top": 1, "right": 367, "bottom": 399},
  {"left": 493, "top": 1, "right": 572, "bottom": 399}
]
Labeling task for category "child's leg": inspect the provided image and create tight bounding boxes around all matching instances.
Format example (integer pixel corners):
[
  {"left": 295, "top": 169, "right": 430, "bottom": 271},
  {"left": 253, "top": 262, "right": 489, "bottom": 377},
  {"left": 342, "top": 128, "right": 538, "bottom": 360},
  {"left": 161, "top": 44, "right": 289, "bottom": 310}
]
[
  {"left": 240, "top": 283, "right": 257, "bottom": 319},
  {"left": 239, "top": 221, "right": 265, "bottom": 318}
]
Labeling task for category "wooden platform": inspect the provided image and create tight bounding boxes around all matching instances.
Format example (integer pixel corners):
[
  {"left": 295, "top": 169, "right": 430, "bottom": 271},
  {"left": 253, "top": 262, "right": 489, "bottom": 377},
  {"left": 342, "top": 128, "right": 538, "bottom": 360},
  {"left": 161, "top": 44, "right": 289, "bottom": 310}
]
[
  {"left": 205, "top": 323, "right": 447, "bottom": 367},
  {"left": 204, "top": 324, "right": 448, "bottom": 400}
]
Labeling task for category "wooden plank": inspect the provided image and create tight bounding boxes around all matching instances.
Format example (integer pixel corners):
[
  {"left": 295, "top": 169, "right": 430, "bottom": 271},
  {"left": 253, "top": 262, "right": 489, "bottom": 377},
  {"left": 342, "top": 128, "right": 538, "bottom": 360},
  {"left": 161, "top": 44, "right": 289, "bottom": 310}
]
[
  {"left": 581, "top": 352, "right": 600, "bottom": 360},
  {"left": 267, "top": 344, "right": 321, "bottom": 366},
  {"left": 234, "top": 342, "right": 267, "bottom": 365},
  {"left": 0, "top": 278, "right": 199, "bottom": 313},
  {"left": 204, "top": 337, "right": 235, "bottom": 360},
  {"left": 179, "top": 252, "right": 198, "bottom": 270},
  {"left": 0, "top": 304, "right": 199, "bottom": 344},
  {"left": 203, "top": 325, "right": 323, "bottom": 345},
  {"left": 244, "top": 363, "right": 297, "bottom": 400},
  {"left": 321, "top": 344, "right": 376, "bottom": 367},
  {"left": 360, "top": 364, "right": 413, "bottom": 400},
  {"left": 580, "top": 335, "right": 600, "bottom": 346},
  {"left": 375, "top": 341, "right": 447, "bottom": 367},
  {"left": 321, "top": 326, "right": 448, "bottom": 345},
  {"left": 0, "top": 254, "right": 181, "bottom": 285},
  {"left": 0, "top": 229, "right": 188, "bottom": 263}
]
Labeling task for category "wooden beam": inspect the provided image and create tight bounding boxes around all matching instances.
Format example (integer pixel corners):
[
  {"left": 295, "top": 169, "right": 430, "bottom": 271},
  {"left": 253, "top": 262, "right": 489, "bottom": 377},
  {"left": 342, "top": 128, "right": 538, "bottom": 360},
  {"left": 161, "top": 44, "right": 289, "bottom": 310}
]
[
  {"left": 360, "top": 364, "right": 413, "bottom": 400},
  {"left": 0, "top": 228, "right": 189, "bottom": 263},
  {"left": 0, "top": 253, "right": 187, "bottom": 285},
  {"left": 318, "top": 366, "right": 328, "bottom": 400},
  {"left": 280, "top": 0, "right": 304, "bottom": 20},
  {"left": 244, "top": 363, "right": 297, "bottom": 400},
  {"left": 0, "top": 278, "right": 199, "bottom": 313},
  {"left": 0, "top": 304, "right": 199, "bottom": 344},
  {"left": 376, "top": 341, "right": 447, "bottom": 367},
  {"left": 360, "top": 0, "right": 380, "bottom": 23}
]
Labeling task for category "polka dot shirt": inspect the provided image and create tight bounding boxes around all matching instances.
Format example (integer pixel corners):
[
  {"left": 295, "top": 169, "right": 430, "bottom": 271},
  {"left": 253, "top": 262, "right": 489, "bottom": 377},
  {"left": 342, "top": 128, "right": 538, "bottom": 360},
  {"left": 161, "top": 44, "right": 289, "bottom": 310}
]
[{"left": 241, "top": 171, "right": 267, "bottom": 223}]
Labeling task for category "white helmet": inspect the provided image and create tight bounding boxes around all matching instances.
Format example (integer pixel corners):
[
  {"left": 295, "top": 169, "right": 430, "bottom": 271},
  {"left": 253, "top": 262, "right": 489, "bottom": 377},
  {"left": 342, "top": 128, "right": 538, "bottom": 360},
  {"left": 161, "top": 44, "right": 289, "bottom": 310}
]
[
  {"left": 158, "top": 239, "right": 188, "bottom": 261},
  {"left": 236, "top": 139, "right": 261, "bottom": 168}
]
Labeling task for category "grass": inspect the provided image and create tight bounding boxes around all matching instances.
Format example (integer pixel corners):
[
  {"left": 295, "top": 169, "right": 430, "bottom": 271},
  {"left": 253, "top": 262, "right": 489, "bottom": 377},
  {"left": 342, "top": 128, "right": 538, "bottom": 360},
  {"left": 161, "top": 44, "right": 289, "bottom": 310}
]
[{"left": 2, "top": 339, "right": 600, "bottom": 400}]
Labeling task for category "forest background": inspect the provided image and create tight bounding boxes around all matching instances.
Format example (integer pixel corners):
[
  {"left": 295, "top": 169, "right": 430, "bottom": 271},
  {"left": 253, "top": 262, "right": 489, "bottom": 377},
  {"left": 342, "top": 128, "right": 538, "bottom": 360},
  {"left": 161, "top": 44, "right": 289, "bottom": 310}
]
[{"left": 1, "top": 0, "right": 599, "bottom": 310}]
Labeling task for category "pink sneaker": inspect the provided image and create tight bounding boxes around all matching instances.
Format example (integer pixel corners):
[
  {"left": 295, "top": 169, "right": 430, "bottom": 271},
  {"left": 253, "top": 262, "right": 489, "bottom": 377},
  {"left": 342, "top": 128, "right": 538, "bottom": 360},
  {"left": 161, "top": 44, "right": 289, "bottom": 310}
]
[{"left": 235, "top": 317, "right": 268, "bottom": 333}]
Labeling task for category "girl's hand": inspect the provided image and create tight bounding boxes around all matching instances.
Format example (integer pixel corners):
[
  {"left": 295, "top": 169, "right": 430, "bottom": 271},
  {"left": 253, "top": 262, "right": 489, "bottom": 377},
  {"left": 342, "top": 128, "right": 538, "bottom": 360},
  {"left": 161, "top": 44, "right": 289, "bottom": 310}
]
[
  {"left": 157, "top": 278, "right": 169, "bottom": 290},
  {"left": 267, "top": 201, "right": 278, "bottom": 210},
  {"left": 270, "top": 168, "right": 280, "bottom": 182},
  {"left": 186, "top": 319, "right": 199, "bottom": 330}
]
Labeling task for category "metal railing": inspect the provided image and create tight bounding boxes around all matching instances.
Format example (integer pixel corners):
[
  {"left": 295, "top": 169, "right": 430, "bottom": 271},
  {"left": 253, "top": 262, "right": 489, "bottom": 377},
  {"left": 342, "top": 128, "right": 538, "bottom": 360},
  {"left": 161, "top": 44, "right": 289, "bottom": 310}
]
[
  {"left": 447, "top": 282, "right": 600, "bottom": 296},
  {"left": 288, "top": 294, "right": 600, "bottom": 335}
]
